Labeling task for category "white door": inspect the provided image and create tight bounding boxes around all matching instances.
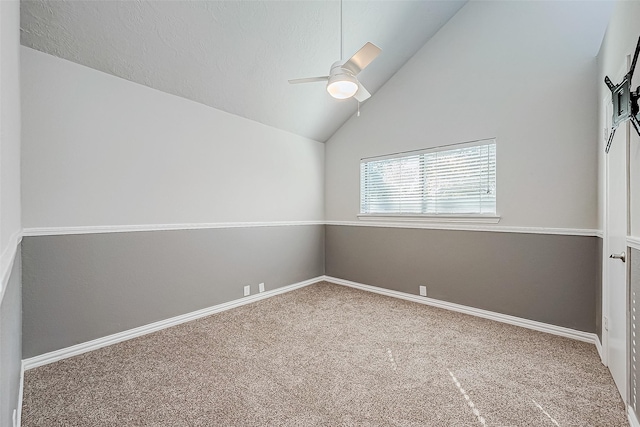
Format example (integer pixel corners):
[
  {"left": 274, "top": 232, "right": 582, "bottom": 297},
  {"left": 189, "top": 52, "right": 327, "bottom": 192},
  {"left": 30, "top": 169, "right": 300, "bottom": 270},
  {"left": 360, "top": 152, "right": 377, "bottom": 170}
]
[{"left": 605, "top": 105, "right": 629, "bottom": 402}]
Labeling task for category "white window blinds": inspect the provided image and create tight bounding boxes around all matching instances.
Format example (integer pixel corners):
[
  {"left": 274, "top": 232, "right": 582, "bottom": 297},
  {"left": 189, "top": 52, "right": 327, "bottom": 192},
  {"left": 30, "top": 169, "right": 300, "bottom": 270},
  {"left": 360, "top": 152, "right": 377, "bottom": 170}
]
[{"left": 360, "top": 140, "right": 496, "bottom": 215}]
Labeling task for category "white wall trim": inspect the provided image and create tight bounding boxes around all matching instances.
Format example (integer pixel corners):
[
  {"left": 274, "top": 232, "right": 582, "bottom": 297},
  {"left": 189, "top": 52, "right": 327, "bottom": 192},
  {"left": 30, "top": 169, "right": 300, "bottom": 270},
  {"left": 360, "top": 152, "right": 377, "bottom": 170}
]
[
  {"left": 21, "top": 222, "right": 602, "bottom": 238},
  {"left": 21, "top": 221, "right": 325, "bottom": 237},
  {"left": 15, "top": 275, "right": 603, "bottom": 425},
  {"left": 595, "top": 336, "right": 604, "bottom": 364},
  {"left": 17, "top": 362, "right": 24, "bottom": 427},
  {"left": 629, "top": 406, "right": 640, "bottom": 427},
  {"left": 20, "top": 273, "right": 599, "bottom": 406},
  {"left": 322, "top": 275, "right": 597, "bottom": 344},
  {"left": 628, "top": 235, "right": 640, "bottom": 250},
  {"left": 0, "top": 229, "right": 22, "bottom": 304},
  {"left": 326, "top": 221, "right": 601, "bottom": 237},
  {"left": 22, "top": 275, "right": 323, "bottom": 370},
  {"left": 20, "top": 273, "right": 600, "bottom": 369}
]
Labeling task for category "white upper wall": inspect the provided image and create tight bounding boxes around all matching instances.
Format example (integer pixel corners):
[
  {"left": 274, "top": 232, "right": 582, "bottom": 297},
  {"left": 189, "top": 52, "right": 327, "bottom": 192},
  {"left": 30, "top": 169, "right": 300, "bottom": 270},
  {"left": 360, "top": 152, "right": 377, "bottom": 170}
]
[
  {"left": 596, "top": 0, "right": 640, "bottom": 236},
  {"left": 325, "top": 1, "right": 610, "bottom": 229},
  {"left": 21, "top": 47, "right": 325, "bottom": 228},
  {"left": 0, "top": 0, "right": 21, "bottom": 283}
]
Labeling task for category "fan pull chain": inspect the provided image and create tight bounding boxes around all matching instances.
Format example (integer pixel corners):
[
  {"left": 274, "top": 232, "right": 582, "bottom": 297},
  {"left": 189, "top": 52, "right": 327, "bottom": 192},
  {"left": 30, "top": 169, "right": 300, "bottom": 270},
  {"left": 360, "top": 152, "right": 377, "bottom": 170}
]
[{"left": 357, "top": 101, "right": 360, "bottom": 117}]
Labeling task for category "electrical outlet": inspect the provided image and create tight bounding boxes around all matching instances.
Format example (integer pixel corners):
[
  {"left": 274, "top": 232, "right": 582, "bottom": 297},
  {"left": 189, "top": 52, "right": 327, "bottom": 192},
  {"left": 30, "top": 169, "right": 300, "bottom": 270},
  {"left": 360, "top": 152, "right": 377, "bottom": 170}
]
[
  {"left": 604, "top": 316, "right": 609, "bottom": 331},
  {"left": 419, "top": 286, "right": 427, "bottom": 297},
  {"left": 243, "top": 285, "right": 251, "bottom": 296},
  {"left": 258, "top": 282, "right": 265, "bottom": 293}
]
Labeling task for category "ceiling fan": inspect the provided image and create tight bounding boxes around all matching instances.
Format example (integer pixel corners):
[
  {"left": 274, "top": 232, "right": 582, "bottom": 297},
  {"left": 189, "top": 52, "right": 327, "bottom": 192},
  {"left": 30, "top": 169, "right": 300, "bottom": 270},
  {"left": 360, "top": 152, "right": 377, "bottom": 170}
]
[{"left": 288, "top": 1, "right": 381, "bottom": 102}]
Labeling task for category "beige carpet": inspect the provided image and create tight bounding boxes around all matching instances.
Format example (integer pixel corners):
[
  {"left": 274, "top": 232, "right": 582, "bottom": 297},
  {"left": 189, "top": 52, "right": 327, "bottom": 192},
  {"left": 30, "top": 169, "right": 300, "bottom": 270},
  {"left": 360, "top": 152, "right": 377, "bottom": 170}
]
[{"left": 22, "top": 282, "right": 626, "bottom": 426}]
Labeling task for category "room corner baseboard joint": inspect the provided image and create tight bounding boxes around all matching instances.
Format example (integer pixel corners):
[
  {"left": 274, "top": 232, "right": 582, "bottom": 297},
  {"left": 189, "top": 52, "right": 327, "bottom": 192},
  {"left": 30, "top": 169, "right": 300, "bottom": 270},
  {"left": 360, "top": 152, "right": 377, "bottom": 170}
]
[
  {"left": 24, "top": 274, "right": 599, "bottom": 372},
  {"left": 19, "top": 274, "right": 601, "bottom": 425}
]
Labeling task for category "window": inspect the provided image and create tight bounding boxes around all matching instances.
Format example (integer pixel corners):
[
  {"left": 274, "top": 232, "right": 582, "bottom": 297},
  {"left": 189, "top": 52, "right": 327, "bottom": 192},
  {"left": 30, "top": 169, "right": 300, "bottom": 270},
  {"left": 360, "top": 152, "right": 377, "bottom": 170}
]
[{"left": 360, "top": 139, "right": 496, "bottom": 217}]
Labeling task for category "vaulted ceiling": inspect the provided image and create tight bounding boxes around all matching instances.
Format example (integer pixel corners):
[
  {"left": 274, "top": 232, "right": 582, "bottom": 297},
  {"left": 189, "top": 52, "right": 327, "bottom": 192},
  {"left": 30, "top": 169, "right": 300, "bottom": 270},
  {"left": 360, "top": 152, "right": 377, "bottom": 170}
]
[{"left": 20, "top": 0, "right": 467, "bottom": 142}]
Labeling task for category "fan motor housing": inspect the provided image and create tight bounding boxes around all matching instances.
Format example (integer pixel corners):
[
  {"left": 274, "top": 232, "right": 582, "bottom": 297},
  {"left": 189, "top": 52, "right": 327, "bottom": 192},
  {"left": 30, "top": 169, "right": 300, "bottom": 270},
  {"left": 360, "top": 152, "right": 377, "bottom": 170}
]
[
  {"left": 327, "top": 61, "right": 358, "bottom": 83},
  {"left": 326, "top": 63, "right": 359, "bottom": 99}
]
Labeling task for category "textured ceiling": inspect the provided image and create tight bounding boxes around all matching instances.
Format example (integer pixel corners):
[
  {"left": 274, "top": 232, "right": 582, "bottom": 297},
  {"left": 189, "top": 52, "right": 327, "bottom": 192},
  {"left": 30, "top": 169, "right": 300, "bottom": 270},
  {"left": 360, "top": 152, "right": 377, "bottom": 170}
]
[{"left": 20, "top": 0, "right": 467, "bottom": 142}]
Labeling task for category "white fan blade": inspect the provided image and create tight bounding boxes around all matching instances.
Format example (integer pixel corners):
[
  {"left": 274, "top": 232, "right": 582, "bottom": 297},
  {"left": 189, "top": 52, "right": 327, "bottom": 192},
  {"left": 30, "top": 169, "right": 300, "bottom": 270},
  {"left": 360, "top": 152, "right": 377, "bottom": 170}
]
[
  {"left": 342, "top": 42, "right": 381, "bottom": 75},
  {"left": 288, "top": 76, "right": 329, "bottom": 84},
  {"left": 354, "top": 83, "right": 371, "bottom": 102}
]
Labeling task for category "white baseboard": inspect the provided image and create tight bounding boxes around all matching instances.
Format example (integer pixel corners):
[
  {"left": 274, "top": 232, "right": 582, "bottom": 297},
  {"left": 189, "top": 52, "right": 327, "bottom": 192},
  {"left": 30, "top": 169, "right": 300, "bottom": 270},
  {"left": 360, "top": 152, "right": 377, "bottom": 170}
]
[
  {"left": 22, "top": 276, "right": 323, "bottom": 370},
  {"left": 20, "top": 274, "right": 601, "bottom": 425},
  {"left": 629, "top": 406, "right": 640, "bottom": 427},
  {"left": 595, "top": 336, "right": 604, "bottom": 364},
  {"left": 22, "top": 274, "right": 598, "bottom": 370},
  {"left": 322, "top": 275, "right": 597, "bottom": 345},
  {"left": 16, "top": 362, "right": 24, "bottom": 427}
]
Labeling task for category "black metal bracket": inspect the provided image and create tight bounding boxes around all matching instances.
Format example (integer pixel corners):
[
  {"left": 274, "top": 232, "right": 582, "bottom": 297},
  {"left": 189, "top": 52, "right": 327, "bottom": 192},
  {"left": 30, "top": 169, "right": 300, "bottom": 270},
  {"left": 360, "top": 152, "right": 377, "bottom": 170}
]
[{"left": 605, "top": 36, "right": 640, "bottom": 153}]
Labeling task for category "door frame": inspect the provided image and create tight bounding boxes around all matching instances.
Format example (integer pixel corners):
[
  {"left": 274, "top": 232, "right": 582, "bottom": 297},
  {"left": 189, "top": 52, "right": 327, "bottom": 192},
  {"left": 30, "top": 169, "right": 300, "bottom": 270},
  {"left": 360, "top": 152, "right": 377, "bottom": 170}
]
[
  {"left": 602, "top": 95, "right": 612, "bottom": 368},
  {"left": 602, "top": 56, "right": 632, "bottom": 402}
]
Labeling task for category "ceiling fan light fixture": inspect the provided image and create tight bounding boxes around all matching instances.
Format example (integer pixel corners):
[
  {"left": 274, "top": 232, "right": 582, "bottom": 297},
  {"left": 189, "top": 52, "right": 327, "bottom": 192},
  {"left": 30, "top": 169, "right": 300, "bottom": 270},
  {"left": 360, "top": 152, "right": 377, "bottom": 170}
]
[{"left": 327, "top": 74, "right": 359, "bottom": 99}]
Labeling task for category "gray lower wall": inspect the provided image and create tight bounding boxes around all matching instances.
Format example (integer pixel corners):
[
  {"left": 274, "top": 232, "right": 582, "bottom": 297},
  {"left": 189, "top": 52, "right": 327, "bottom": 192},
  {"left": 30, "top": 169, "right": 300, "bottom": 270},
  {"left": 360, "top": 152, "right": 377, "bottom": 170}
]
[
  {"left": 596, "top": 237, "right": 603, "bottom": 341},
  {"left": 326, "top": 225, "right": 598, "bottom": 333},
  {"left": 22, "top": 225, "right": 324, "bottom": 358},
  {"left": 1, "top": 247, "right": 22, "bottom": 427},
  {"left": 22, "top": 224, "right": 602, "bottom": 359}
]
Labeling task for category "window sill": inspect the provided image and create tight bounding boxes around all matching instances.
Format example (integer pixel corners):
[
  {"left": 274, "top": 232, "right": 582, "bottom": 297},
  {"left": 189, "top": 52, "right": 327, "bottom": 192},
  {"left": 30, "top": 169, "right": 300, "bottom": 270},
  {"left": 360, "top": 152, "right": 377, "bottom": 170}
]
[{"left": 357, "top": 214, "right": 501, "bottom": 224}]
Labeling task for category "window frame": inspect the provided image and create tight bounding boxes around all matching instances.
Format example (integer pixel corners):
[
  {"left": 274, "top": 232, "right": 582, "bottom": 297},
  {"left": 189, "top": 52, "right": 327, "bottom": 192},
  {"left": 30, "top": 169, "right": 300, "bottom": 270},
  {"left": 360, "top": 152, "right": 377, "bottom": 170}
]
[{"left": 358, "top": 139, "right": 500, "bottom": 224}]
